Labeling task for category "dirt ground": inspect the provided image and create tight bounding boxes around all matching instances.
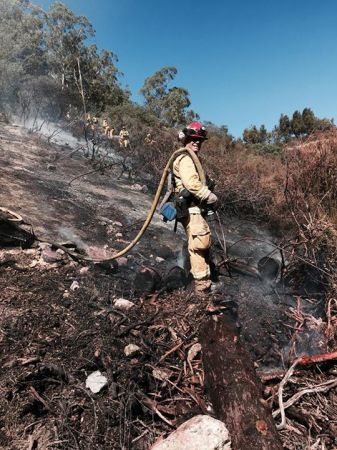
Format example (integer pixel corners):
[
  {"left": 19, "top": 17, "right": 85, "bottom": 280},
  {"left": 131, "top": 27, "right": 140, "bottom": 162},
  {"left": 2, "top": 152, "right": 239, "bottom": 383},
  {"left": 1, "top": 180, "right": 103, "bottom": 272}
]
[{"left": 1, "top": 123, "right": 336, "bottom": 449}]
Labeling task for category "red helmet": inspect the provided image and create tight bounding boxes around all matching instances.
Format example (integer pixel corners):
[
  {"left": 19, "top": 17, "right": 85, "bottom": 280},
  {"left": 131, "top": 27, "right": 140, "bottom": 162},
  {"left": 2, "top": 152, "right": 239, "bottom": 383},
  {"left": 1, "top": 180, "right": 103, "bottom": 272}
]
[{"left": 184, "top": 121, "right": 208, "bottom": 140}]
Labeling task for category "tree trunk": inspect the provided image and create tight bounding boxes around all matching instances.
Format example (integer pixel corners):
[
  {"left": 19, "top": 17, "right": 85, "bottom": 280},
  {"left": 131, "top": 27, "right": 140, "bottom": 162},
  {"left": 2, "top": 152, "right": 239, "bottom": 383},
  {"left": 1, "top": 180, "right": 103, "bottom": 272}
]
[
  {"left": 76, "top": 57, "right": 86, "bottom": 119},
  {"left": 200, "top": 315, "right": 283, "bottom": 450}
]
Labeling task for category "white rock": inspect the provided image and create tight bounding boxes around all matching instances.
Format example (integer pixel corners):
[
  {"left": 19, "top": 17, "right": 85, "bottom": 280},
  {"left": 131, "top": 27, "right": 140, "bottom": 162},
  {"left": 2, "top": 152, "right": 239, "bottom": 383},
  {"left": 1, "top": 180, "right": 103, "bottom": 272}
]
[
  {"left": 152, "top": 367, "right": 173, "bottom": 381},
  {"left": 79, "top": 266, "right": 89, "bottom": 275},
  {"left": 115, "top": 232, "right": 123, "bottom": 238},
  {"left": 25, "top": 249, "right": 37, "bottom": 255},
  {"left": 151, "top": 415, "right": 231, "bottom": 450},
  {"left": 38, "top": 244, "right": 51, "bottom": 254},
  {"left": 124, "top": 344, "right": 140, "bottom": 356},
  {"left": 187, "top": 343, "right": 202, "bottom": 362},
  {"left": 155, "top": 256, "right": 165, "bottom": 263},
  {"left": 130, "top": 183, "right": 143, "bottom": 191},
  {"left": 98, "top": 216, "right": 113, "bottom": 224},
  {"left": 85, "top": 371, "right": 108, "bottom": 393},
  {"left": 113, "top": 298, "right": 135, "bottom": 311},
  {"left": 116, "top": 256, "right": 128, "bottom": 266},
  {"left": 70, "top": 280, "right": 79, "bottom": 291},
  {"left": 41, "top": 249, "right": 64, "bottom": 263},
  {"left": 113, "top": 221, "right": 123, "bottom": 227}
]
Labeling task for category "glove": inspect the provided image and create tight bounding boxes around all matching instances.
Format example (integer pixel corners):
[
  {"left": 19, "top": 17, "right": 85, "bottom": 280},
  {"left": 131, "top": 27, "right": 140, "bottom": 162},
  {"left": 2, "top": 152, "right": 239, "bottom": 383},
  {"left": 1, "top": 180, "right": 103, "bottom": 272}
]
[
  {"left": 206, "top": 174, "right": 216, "bottom": 191},
  {"left": 206, "top": 192, "right": 218, "bottom": 205}
]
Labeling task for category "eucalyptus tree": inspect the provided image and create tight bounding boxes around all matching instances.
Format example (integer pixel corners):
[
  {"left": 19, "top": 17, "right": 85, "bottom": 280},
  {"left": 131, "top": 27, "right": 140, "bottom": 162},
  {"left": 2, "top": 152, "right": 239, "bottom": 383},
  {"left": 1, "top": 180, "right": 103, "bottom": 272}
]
[
  {"left": 44, "top": 2, "right": 94, "bottom": 90},
  {"left": 140, "top": 66, "right": 194, "bottom": 126},
  {"left": 0, "top": 0, "right": 46, "bottom": 108}
]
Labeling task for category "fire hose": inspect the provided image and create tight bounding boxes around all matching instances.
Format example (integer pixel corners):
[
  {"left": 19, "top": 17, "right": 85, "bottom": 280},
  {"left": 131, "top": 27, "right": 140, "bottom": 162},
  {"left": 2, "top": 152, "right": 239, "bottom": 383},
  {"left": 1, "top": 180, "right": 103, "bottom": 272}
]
[
  {"left": 0, "top": 207, "right": 23, "bottom": 223},
  {"left": 1, "top": 159, "right": 264, "bottom": 279},
  {"left": 1, "top": 148, "right": 207, "bottom": 263}
]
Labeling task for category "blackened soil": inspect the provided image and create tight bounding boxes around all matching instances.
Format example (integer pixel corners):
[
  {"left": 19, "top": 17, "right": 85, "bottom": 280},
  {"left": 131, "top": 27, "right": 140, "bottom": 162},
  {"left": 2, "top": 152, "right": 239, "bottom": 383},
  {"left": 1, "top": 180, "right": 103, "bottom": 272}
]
[{"left": 0, "top": 250, "right": 214, "bottom": 449}]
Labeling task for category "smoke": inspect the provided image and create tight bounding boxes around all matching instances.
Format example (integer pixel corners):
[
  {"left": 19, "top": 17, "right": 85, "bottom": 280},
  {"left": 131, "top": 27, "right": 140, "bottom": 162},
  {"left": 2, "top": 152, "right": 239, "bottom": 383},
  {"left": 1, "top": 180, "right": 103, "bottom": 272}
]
[
  {"left": 58, "top": 225, "right": 88, "bottom": 251},
  {"left": 175, "top": 247, "right": 189, "bottom": 270},
  {"left": 12, "top": 115, "right": 86, "bottom": 148}
]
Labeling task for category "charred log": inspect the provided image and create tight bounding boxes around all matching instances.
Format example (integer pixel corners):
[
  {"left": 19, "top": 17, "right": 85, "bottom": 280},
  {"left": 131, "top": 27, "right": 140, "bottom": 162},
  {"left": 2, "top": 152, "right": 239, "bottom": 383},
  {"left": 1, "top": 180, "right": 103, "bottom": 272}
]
[
  {"left": 134, "top": 266, "right": 162, "bottom": 295},
  {"left": 200, "top": 315, "right": 283, "bottom": 450},
  {"left": 0, "top": 212, "right": 34, "bottom": 248},
  {"left": 163, "top": 266, "right": 188, "bottom": 292}
]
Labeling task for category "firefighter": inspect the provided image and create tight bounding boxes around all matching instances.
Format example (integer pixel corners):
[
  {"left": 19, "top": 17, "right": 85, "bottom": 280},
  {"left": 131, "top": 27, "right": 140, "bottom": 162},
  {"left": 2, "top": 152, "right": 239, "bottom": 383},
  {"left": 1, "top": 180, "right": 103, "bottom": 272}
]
[
  {"left": 145, "top": 133, "right": 152, "bottom": 145},
  {"left": 102, "top": 118, "right": 110, "bottom": 135},
  {"left": 173, "top": 122, "right": 218, "bottom": 294},
  {"left": 109, "top": 127, "right": 115, "bottom": 139},
  {"left": 119, "top": 126, "right": 130, "bottom": 148},
  {"left": 144, "top": 132, "right": 157, "bottom": 146},
  {"left": 102, "top": 118, "right": 114, "bottom": 137},
  {"left": 86, "top": 113, "right": 98, "bottom": 131}
]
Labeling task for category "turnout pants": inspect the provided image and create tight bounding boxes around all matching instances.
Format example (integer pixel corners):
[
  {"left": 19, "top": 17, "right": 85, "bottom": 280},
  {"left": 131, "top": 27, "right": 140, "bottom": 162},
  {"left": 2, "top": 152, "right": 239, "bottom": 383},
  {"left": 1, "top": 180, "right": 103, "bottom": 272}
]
[
  {"left": 119, "top": 138, "right": 129, "bottom": 148},
  {"left": 181, "top": 213, "right": 211, "bottom": 280}
]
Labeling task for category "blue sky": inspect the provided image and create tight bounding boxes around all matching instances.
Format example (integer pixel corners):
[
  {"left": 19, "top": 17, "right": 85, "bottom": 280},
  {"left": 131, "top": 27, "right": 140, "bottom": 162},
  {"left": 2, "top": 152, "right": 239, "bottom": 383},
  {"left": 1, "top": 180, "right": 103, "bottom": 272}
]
[{"left": 35, "top": 0, "right": 337, "bottom": 137}]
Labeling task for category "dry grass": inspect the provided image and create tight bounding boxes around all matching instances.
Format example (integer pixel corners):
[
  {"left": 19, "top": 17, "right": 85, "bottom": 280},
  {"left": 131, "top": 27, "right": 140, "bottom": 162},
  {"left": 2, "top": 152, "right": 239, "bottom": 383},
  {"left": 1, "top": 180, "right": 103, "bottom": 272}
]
[
  {"left": 118, "top": 126, "right": 337, "bottom": 343},
  {"left": 205, "top": 142, "right": 286, "bottom": 220},
  {"left": 284, "top": 131, "right": 337, "bottom": 225},
  {"left": 140, "top": 129, "right": 337, "bottom": 344}
]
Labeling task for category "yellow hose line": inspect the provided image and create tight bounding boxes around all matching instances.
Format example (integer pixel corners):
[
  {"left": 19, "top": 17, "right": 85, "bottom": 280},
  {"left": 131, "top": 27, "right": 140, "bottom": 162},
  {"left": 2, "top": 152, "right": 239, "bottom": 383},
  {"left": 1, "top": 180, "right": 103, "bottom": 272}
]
[
  {"left": 62, "top": 147, "right": 205, "bottom": 262},
  {"left": 103, "top": 147, "right": 205, "bottom": 261},
  {"left": 0, "top": 207, "right": 23, "bottom": 223}
]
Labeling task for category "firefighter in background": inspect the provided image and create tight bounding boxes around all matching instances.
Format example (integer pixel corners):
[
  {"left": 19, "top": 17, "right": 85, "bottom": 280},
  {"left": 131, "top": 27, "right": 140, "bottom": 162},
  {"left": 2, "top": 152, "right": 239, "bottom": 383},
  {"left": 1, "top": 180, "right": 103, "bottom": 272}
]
[
  {"left": 86, "top": 113, "right": 98, "bottom": 131},
  {"left": 103, "top": 118, "right": 115, "bottom": 138},
  {"left": 102, "top": 118, "right": 110, "bottom": 135},
  {"left": 119, "top": 125, "right": 130, "bottom": 148},
  {"left": 144, "top": 133, "right": 152, "bottom": 145},
  {"left": 92, "top": 116, "right": 98, "bottom": 128},
  {"left": 109, "top": 127, "right": 115, "bottom": 139},
  {"left": 144, "top": 132, "right": 156, "bottom": 146},
  {"left": 86, "top": 113, "right": 92, "bottom": 128},
  {"left": 173, "top": 122, "right": 218, "bottom": 294}
]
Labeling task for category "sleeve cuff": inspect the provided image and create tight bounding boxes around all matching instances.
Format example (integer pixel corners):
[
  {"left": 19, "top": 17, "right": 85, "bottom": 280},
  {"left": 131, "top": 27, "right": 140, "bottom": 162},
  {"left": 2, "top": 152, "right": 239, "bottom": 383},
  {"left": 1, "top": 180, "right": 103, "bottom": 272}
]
[{"left": 195, "top": 186, "right": 211, "bottom": 201}]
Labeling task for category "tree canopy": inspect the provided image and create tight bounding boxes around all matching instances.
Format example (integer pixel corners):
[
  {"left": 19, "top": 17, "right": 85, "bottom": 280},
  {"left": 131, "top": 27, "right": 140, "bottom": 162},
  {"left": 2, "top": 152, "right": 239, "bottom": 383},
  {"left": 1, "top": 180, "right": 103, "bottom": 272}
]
[
  {"left": 275, "top": 108, "right": 334, "bottom": 142},
  {"left": 243, "top": 124, "right": 269, "bottom": 145},
  {"left": 139, "top": 66, "right": 197, "bottom": 126},
  {"left": 0, "top": 0, "right": 129, "bottom": 119},
  {"left": 0, "top": 1, "right": 335, "bottom": 142},
  {"left": 243, "top": 108, "right": 335, "bottom": 148}
]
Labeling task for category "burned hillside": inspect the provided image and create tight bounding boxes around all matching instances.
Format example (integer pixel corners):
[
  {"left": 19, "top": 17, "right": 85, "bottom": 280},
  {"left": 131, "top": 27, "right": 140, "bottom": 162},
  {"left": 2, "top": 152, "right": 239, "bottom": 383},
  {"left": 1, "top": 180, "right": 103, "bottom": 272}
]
[
  {"left": 0, "top": 2, "right": 337, "bottom": 448},
  {"left": 0, "top": 119, "right": 336, "bottom": 449}
]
